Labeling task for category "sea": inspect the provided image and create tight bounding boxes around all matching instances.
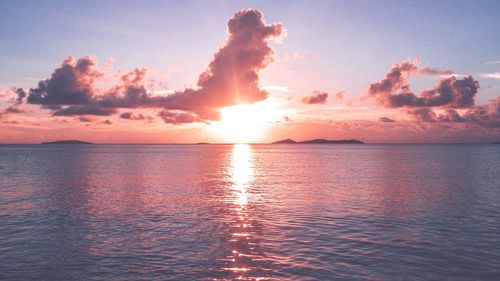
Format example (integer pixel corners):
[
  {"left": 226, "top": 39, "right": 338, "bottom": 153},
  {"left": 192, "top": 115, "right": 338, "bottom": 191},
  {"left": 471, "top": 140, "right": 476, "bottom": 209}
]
[{"left": 1, "top": 144, "right": 499, "bottom": 280}]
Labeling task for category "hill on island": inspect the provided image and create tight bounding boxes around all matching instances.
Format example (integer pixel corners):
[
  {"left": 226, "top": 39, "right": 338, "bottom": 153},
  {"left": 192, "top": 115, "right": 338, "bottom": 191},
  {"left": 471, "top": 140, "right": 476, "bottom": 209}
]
[
  {"left": 41, "top": 140, "right": 93, "bottom": 145},
  {"left": 272, "top": 138, "right": 364, "bottom": 144}
]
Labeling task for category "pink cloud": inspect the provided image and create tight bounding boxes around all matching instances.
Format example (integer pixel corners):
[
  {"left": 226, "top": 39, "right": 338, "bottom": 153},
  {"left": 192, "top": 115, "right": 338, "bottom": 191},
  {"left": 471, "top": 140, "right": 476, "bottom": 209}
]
[
  {"left": 158, "top": 110, "right": 204, "bottom": 125},
  {"left": 4, "top": 105, "right": 24, "bottom": 114},
  {"left": 155, "top": 9, "right": 284, "bottom": 118},
  {"left": 19, "top": 9, "right": 284, "bottom": 124},
  {"left": 407, "top": 97, "right": 499, "bottom": 128},
  {"left": 379, "top": 117, "right": 396, "bottom": 123},
  {"left": 119, "top": 111, "right": 154, "bottom": 122},
  {"left": 302, "top": 91, "right": 328, "bottom": 104},
  {"left": 367, "top": 59, "right": 476, "bottom": 108}
]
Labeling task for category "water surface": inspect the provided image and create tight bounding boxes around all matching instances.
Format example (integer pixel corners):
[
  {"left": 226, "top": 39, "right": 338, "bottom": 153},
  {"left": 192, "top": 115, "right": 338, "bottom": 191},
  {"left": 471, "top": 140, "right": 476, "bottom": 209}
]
[{"left": 1, "top": 144, "right": 499, "bottom": 280}]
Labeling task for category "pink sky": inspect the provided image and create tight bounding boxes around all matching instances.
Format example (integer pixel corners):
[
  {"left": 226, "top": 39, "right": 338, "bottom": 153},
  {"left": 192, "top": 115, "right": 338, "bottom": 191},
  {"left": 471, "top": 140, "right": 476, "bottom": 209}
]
[{"left": 0, "top": 9, "right": 498, "bottom": 143}]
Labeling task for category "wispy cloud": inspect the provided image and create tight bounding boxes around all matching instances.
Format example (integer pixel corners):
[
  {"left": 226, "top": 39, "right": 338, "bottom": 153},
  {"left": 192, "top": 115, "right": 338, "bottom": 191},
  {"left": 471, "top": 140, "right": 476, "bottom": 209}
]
[
  {"left": 481, "top": 72, "right": 500, "bottom": 80},
  {"left": 283, "top": 52, "right": 311, "bottom": 62},
  {"left": 483, "top": 60, "right": 500, "bottom": 65},
  {"left": 262, "top": 85, "right": 291, "bottom": 93}
]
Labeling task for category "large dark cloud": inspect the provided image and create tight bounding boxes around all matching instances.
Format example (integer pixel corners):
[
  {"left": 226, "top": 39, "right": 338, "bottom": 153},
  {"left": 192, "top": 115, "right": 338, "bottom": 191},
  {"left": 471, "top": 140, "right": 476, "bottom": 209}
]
[
  {"left": 301, "top": 91, "right": 328, "bottom": 104},
  {"left": 367, "top": 59, "right": 478, "bottom": 108},
  {"left": 419, "top": 76, "right": 478, "bottom": 108},
  {"left": 27, "top": 56, "right": 102, "bottom": 105}
]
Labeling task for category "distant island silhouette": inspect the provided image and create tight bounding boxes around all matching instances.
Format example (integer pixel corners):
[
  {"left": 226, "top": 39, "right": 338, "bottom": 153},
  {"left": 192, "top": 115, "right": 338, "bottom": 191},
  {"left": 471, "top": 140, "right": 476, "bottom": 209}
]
[
  {"left": 41, "top": 140, "right": 93, "bottom": 145},
  {"left": 272, "top": 138, "right": 364, "bottom": 144}
]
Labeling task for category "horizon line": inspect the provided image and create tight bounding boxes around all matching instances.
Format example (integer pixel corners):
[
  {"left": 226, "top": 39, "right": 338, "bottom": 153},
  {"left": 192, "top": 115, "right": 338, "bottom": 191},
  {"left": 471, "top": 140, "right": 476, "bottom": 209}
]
[{"left": 1, "top": 142, "right": 498, "bottom": 145}]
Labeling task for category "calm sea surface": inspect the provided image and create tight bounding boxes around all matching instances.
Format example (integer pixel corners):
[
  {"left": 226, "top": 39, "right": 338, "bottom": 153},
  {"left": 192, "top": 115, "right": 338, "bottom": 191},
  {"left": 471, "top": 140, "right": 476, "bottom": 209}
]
[{"left": 0, "top": 144, "right": 499, "bottom": 280}]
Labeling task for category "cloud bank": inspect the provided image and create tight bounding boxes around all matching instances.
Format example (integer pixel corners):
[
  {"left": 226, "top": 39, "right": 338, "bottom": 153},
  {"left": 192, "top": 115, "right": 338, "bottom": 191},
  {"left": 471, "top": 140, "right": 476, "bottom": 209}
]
[
  {"left": 16, "top": 9, "right": 284, "bottom": 124},
  {"left": 407, "top": 97, "right": 499, "bottom": 128}
]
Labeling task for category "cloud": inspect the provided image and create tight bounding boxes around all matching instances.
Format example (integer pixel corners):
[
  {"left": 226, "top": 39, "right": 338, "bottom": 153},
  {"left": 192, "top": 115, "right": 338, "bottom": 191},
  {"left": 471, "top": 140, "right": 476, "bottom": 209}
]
[
  {"left": 483, "top": 60, "right": 500, "bottom": 65},
  {"left": 152, "top": 9, "right": 284, "bottom": 118},
  {"left": 367, "top": 59, "right": 478, "bottom": 108},
  {"left": 27, "top": 56, "right": 102, "bottom": 105},
  {"left": 379, "top": 117, "right": 396, "bottom": 122},
  {"left": 407, "top": 108, "right": 437, "bottom": 123},
  {"left": 335, "top": 91, "right": 344, "bottom": 100},
  {"left": 301, "top": 91, "right": 328, "bottom": 104},
  {"left": 418, "top": 67, "right": 454, "bottom": 76},
  {"left": 418, "top": 76, "right": 478, "bottom": 108},
  {"left": 52, "top": 104, "right": 116, "bottom": 116},
  {"left": 481, "top": 72, "right": 500, "bottom": 80},
  {"left": 367, "top": 59, "right": 419, "bottom": 101},
  {"left": 97, "top": 68, "right": 152, "bottom": 109},
  {"left": 119, "top": 111, "right": 153, "bottom": 122},
  {"left": 77, "top": 116, "right": 94, "bottom": 122},
  {"left": 14, "top": 88, "right": 27, "bottom": 104},
  {"left": 0, "top": 87, "right": 27, "bottom": 104},
  {"left": 4, "top": 105, "right": 24, "bottom": 114},
  {"left": 283, "top": 52, "right": 311, "bottom": 62},
  {"left": 158, "top": 110, "right": 204, "bottom": 125},
  {"left": 102, "top": 119, "right": 112, "bottom": 125},
  {"left": 262, "top": 85, "right": 290, "bottom": 93},
  {"left": 407, "top": 97, "right": 500, "bottom": 128}
]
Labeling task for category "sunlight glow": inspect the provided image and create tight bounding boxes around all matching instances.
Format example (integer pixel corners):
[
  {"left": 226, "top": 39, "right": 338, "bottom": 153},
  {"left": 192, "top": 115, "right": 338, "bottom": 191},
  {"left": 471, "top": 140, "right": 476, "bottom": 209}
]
[{"left": 211, "top": 103, "right": 278, "bottom": 143}]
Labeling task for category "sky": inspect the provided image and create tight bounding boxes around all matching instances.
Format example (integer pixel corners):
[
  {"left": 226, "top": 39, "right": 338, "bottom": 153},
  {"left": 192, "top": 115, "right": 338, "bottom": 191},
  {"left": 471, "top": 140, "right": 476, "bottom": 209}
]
[{"left": 0, "top": 0, "right": 499, "bottom": 143}]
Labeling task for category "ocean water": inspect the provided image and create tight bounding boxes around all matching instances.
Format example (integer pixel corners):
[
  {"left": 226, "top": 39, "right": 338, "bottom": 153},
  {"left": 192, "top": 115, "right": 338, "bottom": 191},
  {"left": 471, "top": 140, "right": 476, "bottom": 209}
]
[{"left": 0, "top": 144, "right": 499, "bottom": 280}]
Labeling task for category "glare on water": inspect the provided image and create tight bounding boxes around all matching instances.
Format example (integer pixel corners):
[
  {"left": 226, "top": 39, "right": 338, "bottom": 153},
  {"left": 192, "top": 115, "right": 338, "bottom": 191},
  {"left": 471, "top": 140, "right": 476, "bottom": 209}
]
[
  {"left": 230, "top": 144, "right": 253, "bottom": 206},
  {"left": 223, "top": 144, "right": 254, "bottom": 278}
]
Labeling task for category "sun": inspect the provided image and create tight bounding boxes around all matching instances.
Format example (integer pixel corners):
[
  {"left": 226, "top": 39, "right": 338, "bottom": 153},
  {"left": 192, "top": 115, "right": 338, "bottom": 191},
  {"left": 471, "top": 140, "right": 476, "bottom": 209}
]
[{"left": 210, "top": 103, "right": 277, "bottom": 143}]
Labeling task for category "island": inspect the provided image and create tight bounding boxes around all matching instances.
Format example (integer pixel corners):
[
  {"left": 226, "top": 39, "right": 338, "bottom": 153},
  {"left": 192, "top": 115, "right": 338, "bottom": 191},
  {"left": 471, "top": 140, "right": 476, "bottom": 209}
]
[
  {"left": 41, "top": 140, "right": 93, "bottom": 145},
  {"left": 272, "top": 138, "right": 364, "bottom": 144}
]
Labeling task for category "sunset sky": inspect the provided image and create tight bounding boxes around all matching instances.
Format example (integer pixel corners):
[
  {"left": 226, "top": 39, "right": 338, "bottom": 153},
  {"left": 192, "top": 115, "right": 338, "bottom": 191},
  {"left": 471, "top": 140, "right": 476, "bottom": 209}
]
[{"left": 1, "top": 0, "right": 499, "bottom": 143}]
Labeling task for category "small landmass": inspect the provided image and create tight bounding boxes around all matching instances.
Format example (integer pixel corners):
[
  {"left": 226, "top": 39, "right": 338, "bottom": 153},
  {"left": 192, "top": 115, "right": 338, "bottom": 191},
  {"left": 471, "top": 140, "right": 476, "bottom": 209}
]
[
  {"left": 272, "top": 138, "right": 297, "bottom": 144},
  {"left": 41, "top": 140, "right": 93, "bottom": 145},
  {"left": 272, "top": 138, "right": 364, "bottom": 144}
]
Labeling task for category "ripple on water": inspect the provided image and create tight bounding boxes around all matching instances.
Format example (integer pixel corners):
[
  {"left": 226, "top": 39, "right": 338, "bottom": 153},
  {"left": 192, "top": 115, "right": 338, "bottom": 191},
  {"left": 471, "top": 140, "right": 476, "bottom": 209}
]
[{"left": 0, "top": 144, "right": 499, "bottom": 280}]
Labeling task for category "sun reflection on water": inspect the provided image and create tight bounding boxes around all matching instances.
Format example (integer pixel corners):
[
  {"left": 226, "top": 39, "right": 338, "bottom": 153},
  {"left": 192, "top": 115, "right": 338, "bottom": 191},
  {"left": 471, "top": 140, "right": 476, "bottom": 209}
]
[
  {"left": 231, "top": 144, "right": 253, "bottom": 206},
  {"left": 222, "top": 143, "right": 256, "bottom": 279}
]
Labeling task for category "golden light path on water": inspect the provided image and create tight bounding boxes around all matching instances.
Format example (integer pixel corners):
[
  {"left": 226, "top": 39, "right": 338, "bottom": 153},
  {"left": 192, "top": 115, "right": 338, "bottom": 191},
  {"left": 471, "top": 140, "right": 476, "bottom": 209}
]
[{"left": 221, "top": 144, "right": 260, "bottom": 280}]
